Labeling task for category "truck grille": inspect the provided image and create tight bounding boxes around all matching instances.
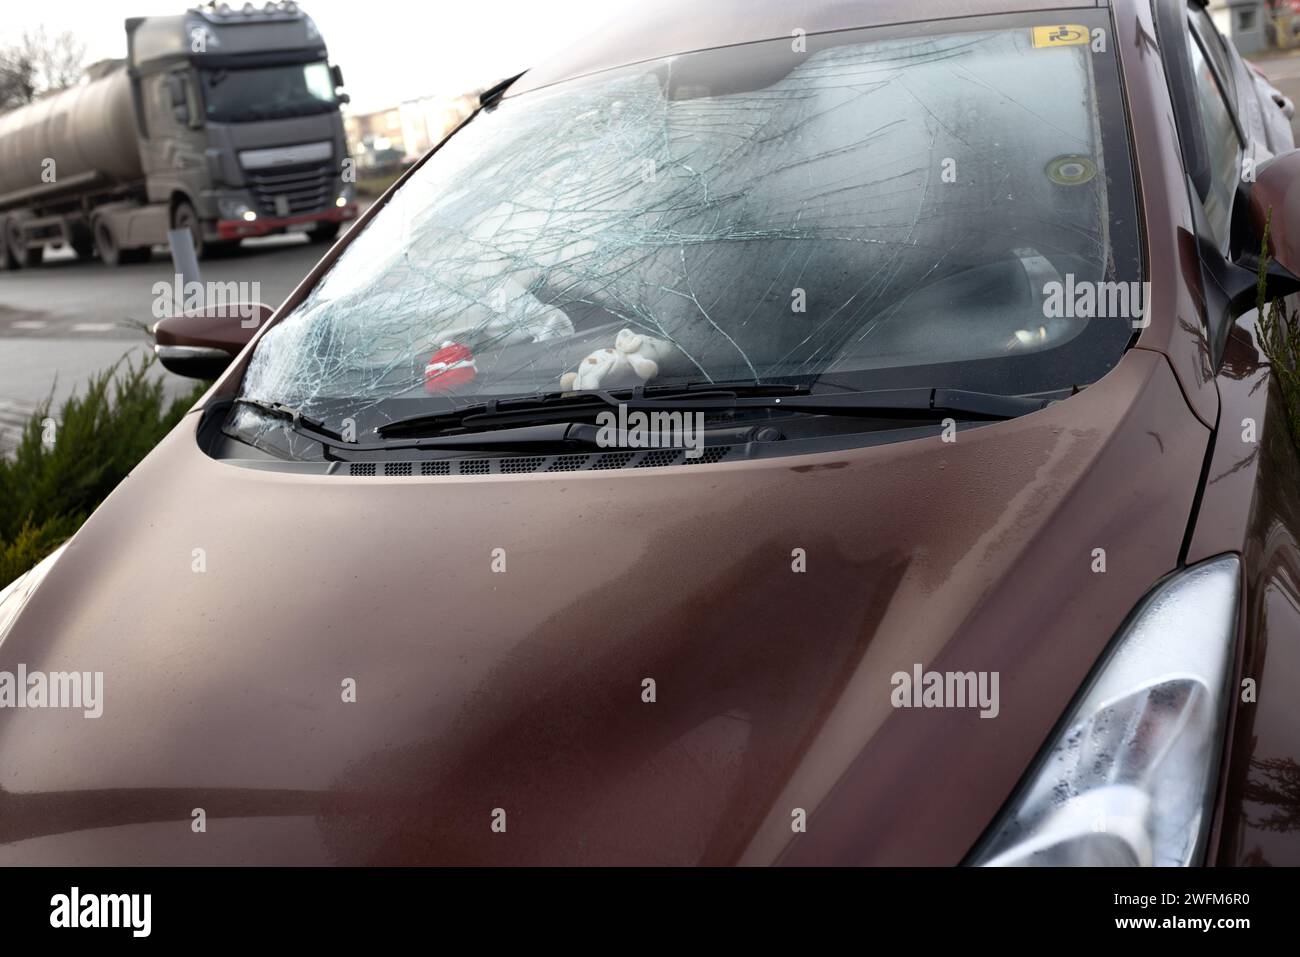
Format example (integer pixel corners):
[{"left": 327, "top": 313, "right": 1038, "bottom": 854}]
[{"left": 245, "top": 160, "right": 334, "bottom": 217}]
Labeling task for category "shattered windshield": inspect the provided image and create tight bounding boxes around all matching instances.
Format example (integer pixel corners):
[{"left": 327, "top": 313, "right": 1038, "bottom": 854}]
[{"left": 234, "top": 12, "right": 1139, "bottom": 448}]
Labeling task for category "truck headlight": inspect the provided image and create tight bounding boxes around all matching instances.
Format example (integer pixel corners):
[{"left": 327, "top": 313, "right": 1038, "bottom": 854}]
[
  {"left": 217, "top": 198, "right": 255, "bottom": 220},
  {"left": 0, "top": 544, "right": 67, "bottom": 644},
  {"left": 971, "top": 555, "right": 1240, "bottom": 867}
]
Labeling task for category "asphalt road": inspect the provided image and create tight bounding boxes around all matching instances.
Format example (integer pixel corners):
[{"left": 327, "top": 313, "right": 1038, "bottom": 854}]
[{"left": 0, "top": 229, "right": 341, "bottom": 455}]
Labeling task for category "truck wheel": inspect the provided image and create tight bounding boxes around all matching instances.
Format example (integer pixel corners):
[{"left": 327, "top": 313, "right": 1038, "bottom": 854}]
[
  {"left": 93, "top": 220, "right": 148, "bottom": 266},
  {"left": 94, "top": 220, "right": 123, "bottom": 267},
  {"left": 172, "top": 201, "right": 205, "bottom": 259},
  {"left": 308, "top": 221, "right": 341, "bottom": 244}
]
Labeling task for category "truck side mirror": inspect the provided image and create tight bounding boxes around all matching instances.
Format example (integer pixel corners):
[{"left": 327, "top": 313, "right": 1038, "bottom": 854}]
[
  {"left": 330, "top": 64, "right": 344, "bottom": 90},
  {"left": 153, "top": 303, "right": 273, "bottom": 379}
]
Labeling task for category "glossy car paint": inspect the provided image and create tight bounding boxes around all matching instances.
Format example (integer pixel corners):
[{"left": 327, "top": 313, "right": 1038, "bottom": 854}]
[
  {"left": 0, "top": 348, "right": 1206, "bottom": 865},
  {"left": 153, "top": 304, "right": 273, "bottom": 356},
  {"left": 0, "top": 0, "right": 1297, "bottom": 865},
  {"left": 1188, "top": 310, "right": 1300, "bottom": 866}
]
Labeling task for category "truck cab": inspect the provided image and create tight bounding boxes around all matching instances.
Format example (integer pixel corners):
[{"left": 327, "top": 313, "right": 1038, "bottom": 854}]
[
  {"left": 0, "top": 2, "right": 356, "bottom": 269},
  {"left": 126, "top": 2, "right": 357, "bottom": 258}
]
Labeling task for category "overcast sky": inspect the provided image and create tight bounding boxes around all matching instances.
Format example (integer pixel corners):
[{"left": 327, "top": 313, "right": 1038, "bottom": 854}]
[{"left": 1, "top": 0, "right": 641, "bottom": 113}]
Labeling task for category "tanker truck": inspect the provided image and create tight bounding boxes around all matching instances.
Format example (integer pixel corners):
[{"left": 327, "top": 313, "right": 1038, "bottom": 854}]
[{"left": 0, "top": 1, "right": 357, "bottom": 268}]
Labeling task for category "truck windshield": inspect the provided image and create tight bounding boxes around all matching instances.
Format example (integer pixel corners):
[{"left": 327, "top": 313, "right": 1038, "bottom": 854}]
[
  {"left": 234, "top": 11, "right": 1141, "bottom": 447},
  {"left": 202, "top": 61, "right": 336, "bottom": 122}
]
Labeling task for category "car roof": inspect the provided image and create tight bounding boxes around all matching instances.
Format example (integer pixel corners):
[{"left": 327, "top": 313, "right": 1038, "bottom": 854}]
[{"left": 509, "top": 0, "right": 1111, "bottom": 97}]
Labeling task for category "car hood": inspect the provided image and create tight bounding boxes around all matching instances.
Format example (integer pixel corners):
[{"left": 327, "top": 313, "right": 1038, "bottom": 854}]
[{"left": 0, "top": 348, "right": 1208, "bottom": 865}]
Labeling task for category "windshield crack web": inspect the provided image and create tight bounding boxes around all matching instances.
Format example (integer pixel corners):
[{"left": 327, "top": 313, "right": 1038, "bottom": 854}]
[{"left": 235, "top": 28, "right": 1111, "bottom": 447}]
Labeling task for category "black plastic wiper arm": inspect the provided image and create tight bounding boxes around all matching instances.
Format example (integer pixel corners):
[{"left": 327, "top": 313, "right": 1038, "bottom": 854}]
[
  {"left": 375, "top": 382, "right": 805, "bottom": 439},
  {"left": 723, "top": 387, "right": 1051, "bottom": 420},
  {"left": 233, "top": 397, "right": 347, "bottom": 443},
  {"left": 375, "top": 385, "right": 1048, "bottom": 440}
]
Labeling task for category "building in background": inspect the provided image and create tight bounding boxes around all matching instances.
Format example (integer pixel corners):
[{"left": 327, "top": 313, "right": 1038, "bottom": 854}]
[
  {"left": 344, "top": 90, "right": 479, "bottom": 173},
  {"left": 1208, "top": 0, "right": 1267, "bottom": 53},
  {"left": 343, "top": 107, "right": 406, "bottom": 172}
]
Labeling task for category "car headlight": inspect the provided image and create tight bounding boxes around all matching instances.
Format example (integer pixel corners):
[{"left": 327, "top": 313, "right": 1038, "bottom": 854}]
[
  {"left": 217, "top": 198, "right": 255, "bottom": 220},
  {"left": 0, "top": 544, "right": 68, "bottom": 643},
  {"left": 971, "top": 554, "right": 1240, "bottom": 867}
]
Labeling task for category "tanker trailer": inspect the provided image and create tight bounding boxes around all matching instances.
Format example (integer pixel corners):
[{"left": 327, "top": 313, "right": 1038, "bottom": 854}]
[
  {"left": 0, "top": 61, "right": 148, "bottom": 267},
  {"left": 0, "top": 1, "right": 357, "bottom": 269}
]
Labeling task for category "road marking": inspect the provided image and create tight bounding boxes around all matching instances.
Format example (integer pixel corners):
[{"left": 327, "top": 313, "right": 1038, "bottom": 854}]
[
  {"left": 10, "top": 320, "right": 47, "bottom": 330},
  {"left": 71, "top": 322, "right": 118, "bottom": 333}
]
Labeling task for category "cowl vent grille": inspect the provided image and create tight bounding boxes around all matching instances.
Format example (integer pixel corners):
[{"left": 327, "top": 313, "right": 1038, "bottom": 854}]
[{"left": 347, "top": 446, "right": 731, "bottom": 477}]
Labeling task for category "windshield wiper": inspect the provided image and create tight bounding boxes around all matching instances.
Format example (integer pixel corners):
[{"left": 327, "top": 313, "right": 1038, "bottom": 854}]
[
  {"left": 375, "top": 385, "right": 1050, "bottom": 440},
  {"left": 375, "top": 382, "right": 802, "bottom": 439},
  {"left": 233, "top": 397, "right": 348, "bottom": 443},
  {"left": 231, "top": 399, "right": 640, "bottom": 457}
]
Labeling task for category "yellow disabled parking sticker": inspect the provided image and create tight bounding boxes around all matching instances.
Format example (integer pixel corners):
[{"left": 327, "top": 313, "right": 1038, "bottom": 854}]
[{"left": 1032, "top": 24, "right": 1089, "bottom": 48}]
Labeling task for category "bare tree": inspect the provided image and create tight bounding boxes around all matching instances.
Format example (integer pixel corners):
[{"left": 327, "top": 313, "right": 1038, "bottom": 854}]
[
  {"left": 0, "top": 46, "right": 36, "bottom": 111},
  {"left": 0, "top": 28, "right": 86, "bottom": 112}
]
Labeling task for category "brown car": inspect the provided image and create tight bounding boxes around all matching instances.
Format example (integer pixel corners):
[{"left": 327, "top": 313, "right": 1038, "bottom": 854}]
[{"left": 2, "top": 0, "right": 1300, "bottom": 866}]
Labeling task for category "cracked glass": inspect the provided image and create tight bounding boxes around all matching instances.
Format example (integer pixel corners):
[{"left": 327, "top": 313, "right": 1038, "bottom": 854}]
[{"left": 232, "top": 12, "right": 1140, "bottom": 451}]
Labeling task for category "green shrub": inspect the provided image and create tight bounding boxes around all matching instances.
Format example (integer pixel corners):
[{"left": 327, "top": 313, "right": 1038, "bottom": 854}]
[
  {"left": 0, "top": 354, "right": 207, "bottom": 581},
  {"left": 1257, "top": 210, "right": 1300, "bottom": 451}
]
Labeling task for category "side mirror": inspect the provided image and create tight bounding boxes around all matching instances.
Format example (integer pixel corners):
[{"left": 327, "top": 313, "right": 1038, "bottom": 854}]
[
  {"left": 1226, "top": 149, "right": 1300, "bottom": 313},
  {"left": 1244, "top": 150, "right": 1300, "bottom": 280},
  {"left": 330, "top": 63, "right": 344, "bottom": 90},
  {"left": 152, "top": 303, "right": 273, "bottom": 379}
]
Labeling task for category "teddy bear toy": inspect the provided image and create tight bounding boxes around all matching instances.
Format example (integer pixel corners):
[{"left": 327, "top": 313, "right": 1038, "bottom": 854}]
[{"left": 560, "top": 328, "right": 679, "bottom": 391}]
